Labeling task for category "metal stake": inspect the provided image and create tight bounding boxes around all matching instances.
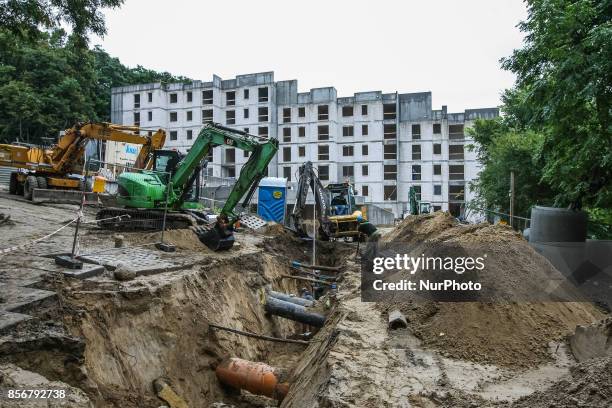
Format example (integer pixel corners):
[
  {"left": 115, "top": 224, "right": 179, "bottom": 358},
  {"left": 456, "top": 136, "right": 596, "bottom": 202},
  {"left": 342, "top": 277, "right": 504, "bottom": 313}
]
[
  {"left": 160, "top": 175, "right": 171, "bottom": 245},
  {"left": 312, "top": 201, "right": 316, "bottom": 266},
  {"left": 55, "top": 159, "right": 86, "bottom": 269},
  {"left": 71, "top": 159, "right": 88, "bottom": 259},
  {"left": 156, "top": 172, "right": 176, "bottom": 252}
]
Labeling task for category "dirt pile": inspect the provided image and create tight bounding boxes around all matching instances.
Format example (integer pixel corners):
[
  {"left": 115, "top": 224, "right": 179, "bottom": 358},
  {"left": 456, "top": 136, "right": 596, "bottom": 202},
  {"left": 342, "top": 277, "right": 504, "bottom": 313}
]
[
  {"left": 509, "top": 356, "right": 612, "bottom": 407},
  {"left": 378, "top": 212, "right": 603, "bottom": 368},
  {"left": 262, "top": 221, "right": 286, "bottom": 236},
  {"left": 395, "top": 301, "right": 598, "bottom": 368}
]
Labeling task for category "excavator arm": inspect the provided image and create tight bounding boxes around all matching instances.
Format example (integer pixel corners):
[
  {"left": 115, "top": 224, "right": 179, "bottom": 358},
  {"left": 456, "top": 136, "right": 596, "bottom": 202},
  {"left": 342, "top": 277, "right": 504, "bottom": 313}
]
[
  {"left": 168, "top": 123, "right": 278, "bottom": 250},
  {"left": 290, "top": 161, "right": 331, "bottom": 238},
  {"left": 219, "top": 138, "right": 278, "bottom": 224},
  {"left": 167, "top": 123, "right": 278, "bottom": 212},
  {"left": 50, "top": 122, "right": 166, "bottom": 173}
]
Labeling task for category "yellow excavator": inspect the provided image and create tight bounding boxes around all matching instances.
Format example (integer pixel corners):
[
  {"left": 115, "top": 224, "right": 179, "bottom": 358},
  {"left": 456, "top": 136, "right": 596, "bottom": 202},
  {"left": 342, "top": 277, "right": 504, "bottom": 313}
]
[
  {"left": 290, "top": 161, "right": 367, "bottom": 241},
  {"left": 0, "top": 122, "right": 166, "bottom": 199}
]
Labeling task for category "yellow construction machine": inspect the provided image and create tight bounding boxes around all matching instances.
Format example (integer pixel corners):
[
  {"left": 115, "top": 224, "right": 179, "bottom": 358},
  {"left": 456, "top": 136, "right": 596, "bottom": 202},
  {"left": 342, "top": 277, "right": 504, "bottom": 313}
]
[
  {"left": 290, "top": 161, "right": 367, "bottom": 241},
  {"left": 0, "top": 122, "right": 165, "bottom": 199}
]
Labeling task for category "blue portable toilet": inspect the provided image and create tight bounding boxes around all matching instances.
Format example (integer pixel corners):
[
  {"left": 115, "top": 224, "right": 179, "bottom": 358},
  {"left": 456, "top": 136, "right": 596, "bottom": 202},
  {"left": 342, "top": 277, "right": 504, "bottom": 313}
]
[{"left": 257, "top": 177, "right": 287, "bottom": 223}]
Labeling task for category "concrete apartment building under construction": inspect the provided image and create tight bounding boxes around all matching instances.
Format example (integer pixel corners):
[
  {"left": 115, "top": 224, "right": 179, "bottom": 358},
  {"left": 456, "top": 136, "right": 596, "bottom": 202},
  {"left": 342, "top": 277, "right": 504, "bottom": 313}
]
[{"left": 110, "top": 72, "right": 498, "bottom": 218}]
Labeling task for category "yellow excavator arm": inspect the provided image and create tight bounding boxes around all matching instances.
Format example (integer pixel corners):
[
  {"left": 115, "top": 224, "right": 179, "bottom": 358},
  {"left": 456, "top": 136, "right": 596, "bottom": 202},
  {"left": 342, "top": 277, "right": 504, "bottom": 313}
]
[
  {"left": 0, "top": 122, "right": 166, "bottom": 174},
  {"left": 50, "top": 122, "right": 166, "bottom": 173},
  {"left": 1, "top": 122, "right": 166, "bottom": 199}
]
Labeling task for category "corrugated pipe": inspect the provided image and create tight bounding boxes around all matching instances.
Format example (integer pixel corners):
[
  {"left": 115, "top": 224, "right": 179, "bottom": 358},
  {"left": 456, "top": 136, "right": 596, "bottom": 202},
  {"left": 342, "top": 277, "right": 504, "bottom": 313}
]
[
  {"left": 265, "top": 296, "right": 326, "bottom": 327},
  {"left": 216, "top": 357, "right": 289, "bottom": 400}
]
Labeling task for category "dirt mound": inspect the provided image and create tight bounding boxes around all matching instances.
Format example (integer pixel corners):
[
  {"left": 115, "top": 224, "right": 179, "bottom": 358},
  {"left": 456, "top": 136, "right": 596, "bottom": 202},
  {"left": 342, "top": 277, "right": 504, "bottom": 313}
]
[
  {"left": 383, "top": 212, "right": 457, "bottom": 242},
  {"left": 262, "top": 221, "right": 286, "bottom": 235},
  {"left": 394, "top": 301, "right": 599, "bottom": 368},
  {"left": 378, "top": 212, "right": 603, "bottom": 368},
  {"left": 509, "top": 356, "right": 612, "bottom": 407}
]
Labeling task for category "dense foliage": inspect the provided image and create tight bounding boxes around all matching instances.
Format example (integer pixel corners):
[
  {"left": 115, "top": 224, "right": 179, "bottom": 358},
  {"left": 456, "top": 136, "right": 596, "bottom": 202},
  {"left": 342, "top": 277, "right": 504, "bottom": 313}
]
[
  {"left": 0, "top": 0, "right": 123, "bottom": 45},
  {"left": 0, "top": 0, "right": 188, "bottom": 143},
  {"left": 0, "top": 31, "right": 188, "bottom": 143},
  {"left": 470, "top": 0, "right": 611, "bottom": 231},
  {"left": 468, "top": 119, "right": 554, "bottom": 218}
]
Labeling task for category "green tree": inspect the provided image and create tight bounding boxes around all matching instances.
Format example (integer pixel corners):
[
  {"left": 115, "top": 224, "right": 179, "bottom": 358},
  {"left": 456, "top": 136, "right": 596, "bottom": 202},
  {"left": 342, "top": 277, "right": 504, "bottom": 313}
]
[
  {"left": 0, "top": 29, "right": 189, "bottom": 143},
  {"left": 501, "top": 0, "right": 611, "bottom": 209},
  {"left": 0, "top": 29, "right": 96, "bottom": 142},
  {"left": 0, "top": 80, "right": 41, "bottom": 142},
  {"left": 468, "top": 118, "right": 554, "bottom": 218},
  {"left": 0, "top": 0, "right": 124, "bottom": 45}
]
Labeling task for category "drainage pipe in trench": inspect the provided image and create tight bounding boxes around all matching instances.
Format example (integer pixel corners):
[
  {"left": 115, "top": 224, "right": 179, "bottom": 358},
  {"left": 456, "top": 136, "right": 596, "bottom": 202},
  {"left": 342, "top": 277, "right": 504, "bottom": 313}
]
[
  {"left": 267, "top": 289, "right": 314, "bottom": 307},
  {"left": 216, "top": 357, "right": 289, "bottom": 400},
  {"left": 265, "top": 296, "right": 326, "bottom": 327}
]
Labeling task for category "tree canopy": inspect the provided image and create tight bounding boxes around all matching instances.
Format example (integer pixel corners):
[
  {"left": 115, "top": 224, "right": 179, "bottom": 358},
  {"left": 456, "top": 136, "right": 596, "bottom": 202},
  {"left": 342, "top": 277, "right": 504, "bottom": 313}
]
[
  {"left": 501, "top": 0, "right": 611, "bottom": 209},
  {"left": 0, "top": 0, "right": 124, "bottom": 45},
  {"left": 470, "top": 0, "right": 611, "bottom": 227},
  {"left": 468, "top": 119, "right": 554, "bottom": 218},
  {"left": 0, "top": 28, "right": 188, "bottom": 143},
  {"left": 0, "top": 0, "right": 189, "bottom": 143}
]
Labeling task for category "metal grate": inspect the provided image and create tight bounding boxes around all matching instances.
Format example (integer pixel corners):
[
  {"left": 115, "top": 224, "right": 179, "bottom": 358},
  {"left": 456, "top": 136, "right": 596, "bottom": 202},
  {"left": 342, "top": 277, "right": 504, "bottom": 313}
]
[{"left": 240, "top": 214, "right": 267, "bottom": 231}]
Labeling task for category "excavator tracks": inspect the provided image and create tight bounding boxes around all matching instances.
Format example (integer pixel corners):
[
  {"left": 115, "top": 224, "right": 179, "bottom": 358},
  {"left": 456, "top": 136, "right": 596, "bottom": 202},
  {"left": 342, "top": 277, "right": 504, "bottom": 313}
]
[{"left": 96, "top": 207, "right": 196, "bottom": 231}]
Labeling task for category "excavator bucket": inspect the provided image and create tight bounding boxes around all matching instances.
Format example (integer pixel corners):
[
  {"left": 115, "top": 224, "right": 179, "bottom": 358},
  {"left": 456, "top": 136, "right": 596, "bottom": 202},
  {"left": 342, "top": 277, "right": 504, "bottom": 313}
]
[{"left": 196, "top": 226, "right": 235, "bottom": 251}]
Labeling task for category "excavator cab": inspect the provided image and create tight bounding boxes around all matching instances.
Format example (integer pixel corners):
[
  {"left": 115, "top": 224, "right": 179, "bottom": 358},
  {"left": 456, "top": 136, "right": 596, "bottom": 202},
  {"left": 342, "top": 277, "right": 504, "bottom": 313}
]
[
  {"left": 152, "top": 150, "right": 202, "bottom": 209},
  {"left": 153, "top": 150, "right": 181, "bottom": 176},
  {"left": 325, "top": 182, "right": 365, "bottom": 241},
  {"left": 327, "top": 183, "right": 356, "bottom": 216}
]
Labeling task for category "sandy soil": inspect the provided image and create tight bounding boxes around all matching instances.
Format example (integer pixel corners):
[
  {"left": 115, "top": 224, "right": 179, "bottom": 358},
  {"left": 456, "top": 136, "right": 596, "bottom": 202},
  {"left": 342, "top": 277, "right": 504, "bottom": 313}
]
[
  {"left": 283, "top": 213, "right": 609, "bottom": 407},
  {"left": 1, "top": 195, "right": 610, "bottom": 408},
  {"left": 378, "top": 212, "right": 603, "bottom": 368}
]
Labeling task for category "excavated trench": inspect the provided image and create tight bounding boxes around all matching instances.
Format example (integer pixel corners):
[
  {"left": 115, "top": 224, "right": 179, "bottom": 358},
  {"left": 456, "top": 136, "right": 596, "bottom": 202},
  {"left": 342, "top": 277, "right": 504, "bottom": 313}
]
[
  {"left": 2, "top": 231, "right": 352, "bottom": 407},
  {"left": 1, "top": 215, "right": 608, "bottom": 407}
]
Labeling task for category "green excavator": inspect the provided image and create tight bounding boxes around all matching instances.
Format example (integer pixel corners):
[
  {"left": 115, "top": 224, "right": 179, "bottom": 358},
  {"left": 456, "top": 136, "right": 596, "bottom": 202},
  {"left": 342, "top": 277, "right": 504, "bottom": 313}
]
[
  {"left": 408, "top": 186, "right": 431, "bottom": 215},
  {"left": 96, "top": 123, "right": 278, "bottom": 250}
]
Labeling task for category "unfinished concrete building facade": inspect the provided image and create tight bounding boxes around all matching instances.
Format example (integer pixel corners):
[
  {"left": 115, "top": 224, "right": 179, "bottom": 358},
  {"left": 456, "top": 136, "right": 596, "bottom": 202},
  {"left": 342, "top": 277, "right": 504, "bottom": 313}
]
[{"left": 110, "top": 72, "right": 499, "bottom": 217}]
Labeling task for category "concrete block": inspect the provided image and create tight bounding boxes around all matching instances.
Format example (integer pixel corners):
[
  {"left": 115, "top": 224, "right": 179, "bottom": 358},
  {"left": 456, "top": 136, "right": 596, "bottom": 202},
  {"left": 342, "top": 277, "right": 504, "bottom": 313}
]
[
  {"left": 570, "top": 318, "right": 612, "bottom": 362},
  {"left": 0, "top": 311, "right": 31, "bottom": 332},
  {"left": 0, "top": 285, "right": 57, "bottom": 313},
  {"left": 79, "top": 248, "right": 180, "bottom": 275},
  {"left": 61, "top": 263, "right": 105, "bottom": 280}
]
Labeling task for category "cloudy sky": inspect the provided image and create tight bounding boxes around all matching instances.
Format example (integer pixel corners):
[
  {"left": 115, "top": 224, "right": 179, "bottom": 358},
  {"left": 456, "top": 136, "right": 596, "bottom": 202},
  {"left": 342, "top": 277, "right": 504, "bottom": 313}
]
[{"left": 94, "top": 0, "right": 528, "bottom": 112}]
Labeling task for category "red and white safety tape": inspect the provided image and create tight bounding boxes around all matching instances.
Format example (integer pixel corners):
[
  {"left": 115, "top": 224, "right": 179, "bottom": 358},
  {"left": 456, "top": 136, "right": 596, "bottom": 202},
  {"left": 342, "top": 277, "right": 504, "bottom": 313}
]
[{"left": 0, "top": 217, "right": 78, "bottom": 256}]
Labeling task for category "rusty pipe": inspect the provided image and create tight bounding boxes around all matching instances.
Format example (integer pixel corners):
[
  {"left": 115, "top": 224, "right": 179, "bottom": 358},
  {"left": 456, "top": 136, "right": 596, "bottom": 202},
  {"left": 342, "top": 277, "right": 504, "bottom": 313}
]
[{"left": 216, "top": 357, "right": 289, "bottom": 400}]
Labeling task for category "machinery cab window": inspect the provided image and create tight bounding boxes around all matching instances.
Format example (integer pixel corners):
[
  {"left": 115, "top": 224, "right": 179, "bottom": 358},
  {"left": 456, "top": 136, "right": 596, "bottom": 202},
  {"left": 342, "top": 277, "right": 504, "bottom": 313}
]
[
  {"left": 152, "top": 150, "right": 201, "bottom": 203},
  {"left": 327, "top": 183, "right": 357, "bottom": 216}
]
